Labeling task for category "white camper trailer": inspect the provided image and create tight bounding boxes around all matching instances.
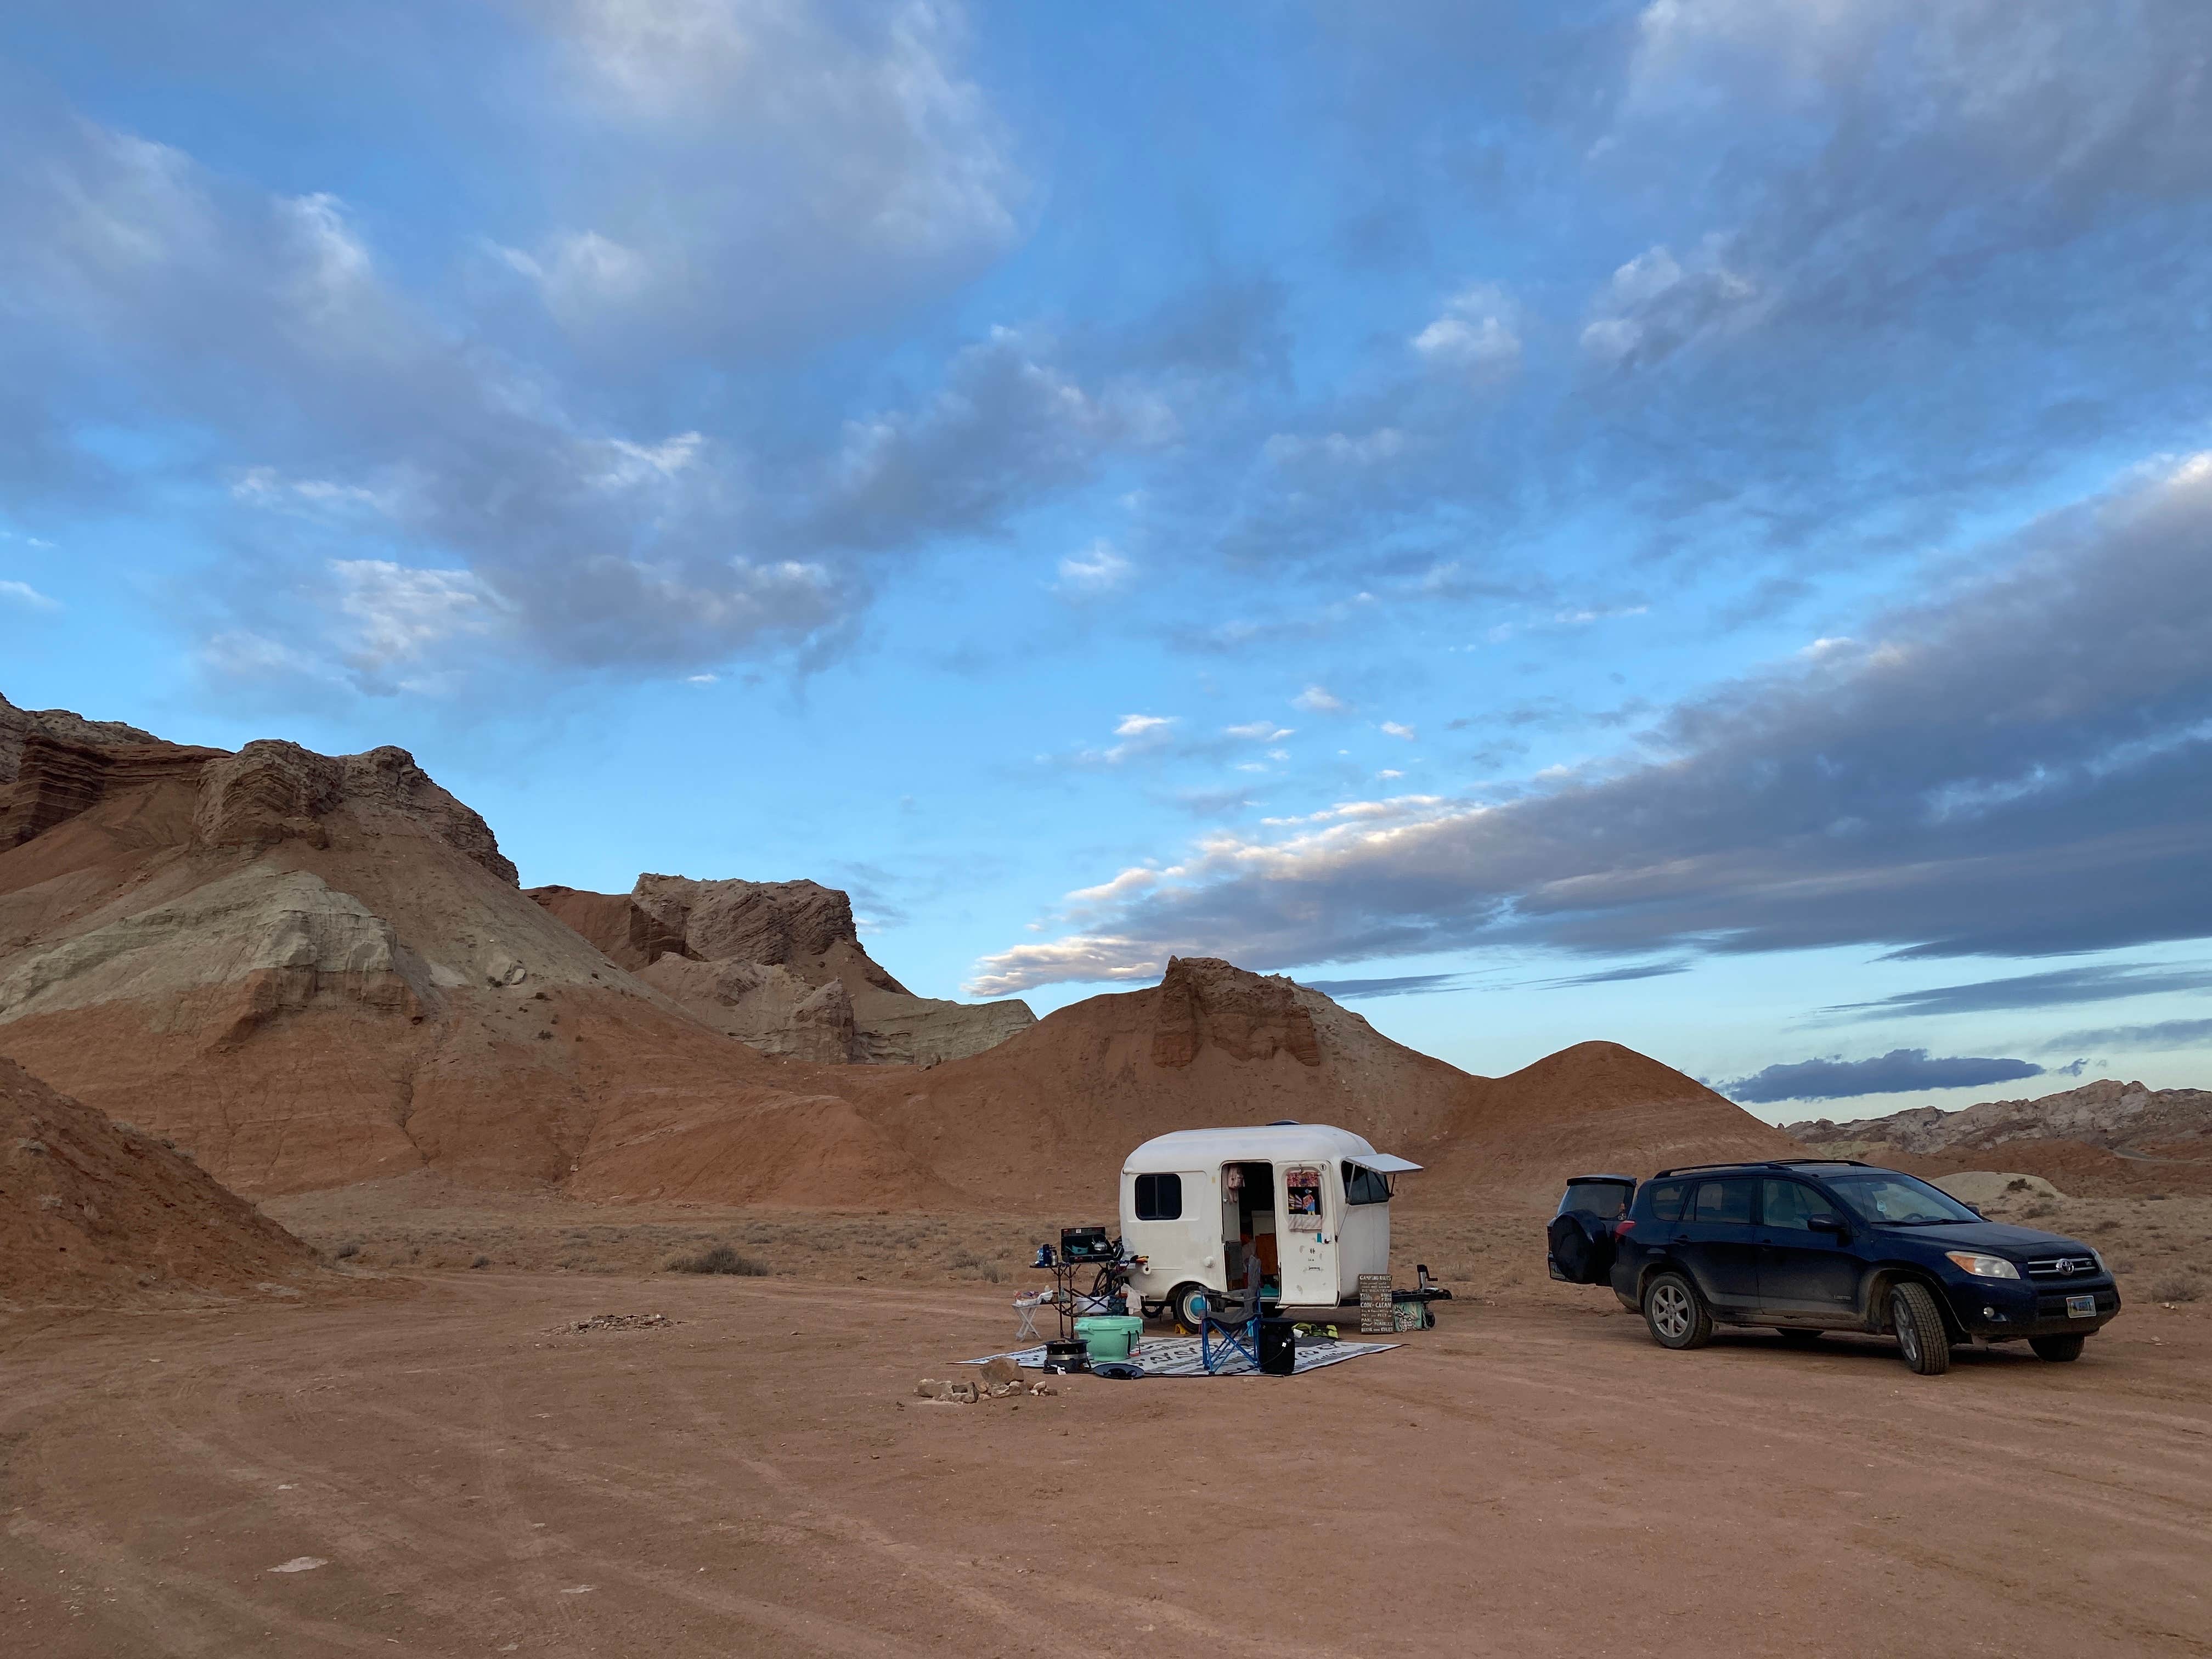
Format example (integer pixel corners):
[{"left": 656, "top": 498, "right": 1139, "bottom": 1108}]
[{"left": 1119, "top": 1123, "right": 1423, "bottom": 1328}]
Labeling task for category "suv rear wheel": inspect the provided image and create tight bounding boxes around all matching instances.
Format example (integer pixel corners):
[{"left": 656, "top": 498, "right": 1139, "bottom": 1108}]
[
  {"left": 1643, "top": 1271, "right": 1713, "bottom": 1350},
  {"left": 1889, "top": 1281, "right": 1951, "bottom": 1375},
  {"left": 2030, "top": 1334, "right": 2085, "bottom": 1362}
]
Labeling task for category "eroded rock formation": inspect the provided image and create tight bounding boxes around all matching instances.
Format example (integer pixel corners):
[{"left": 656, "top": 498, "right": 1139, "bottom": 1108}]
[
  {"left": 1786, "top": 1079, "right": 2212, "bottom": 1157},
  {"left": 528, "top": 875, "right": 1034, "bottom": 1064}
]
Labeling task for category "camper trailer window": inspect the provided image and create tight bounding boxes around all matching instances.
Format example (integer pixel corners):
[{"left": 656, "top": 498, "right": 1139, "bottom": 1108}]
[
  {"left": 1342, "top": 1163, "right": 1392, "bottom": 1205},
  {"left": 1133, "top": 1172, "right": 1183, "bottom": 1221}
]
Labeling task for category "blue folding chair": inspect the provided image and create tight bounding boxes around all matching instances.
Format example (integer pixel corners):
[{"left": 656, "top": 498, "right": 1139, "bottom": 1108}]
[{"left": 1199, "top": 1259, "right": 1263, "bottom": 1374}]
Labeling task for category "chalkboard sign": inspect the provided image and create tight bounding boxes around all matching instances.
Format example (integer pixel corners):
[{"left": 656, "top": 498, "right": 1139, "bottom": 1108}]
[{"left": 1358, "top": 1272, "right": 1393, "bottom": 1334}]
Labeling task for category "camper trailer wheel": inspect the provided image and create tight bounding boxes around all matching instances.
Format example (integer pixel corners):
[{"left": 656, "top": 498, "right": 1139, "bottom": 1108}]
[{"left": 1168, "top": 1283, "right": 1209, "bottom": 1334}]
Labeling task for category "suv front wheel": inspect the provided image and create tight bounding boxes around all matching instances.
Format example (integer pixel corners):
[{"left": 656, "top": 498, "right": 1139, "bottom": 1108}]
[
  {"left": 1889, "top": 1281, "right": 1951, "bottom": 1376},
  {"left": 1643, "top": 1271, "right": 1714, "bottom": 1350}
]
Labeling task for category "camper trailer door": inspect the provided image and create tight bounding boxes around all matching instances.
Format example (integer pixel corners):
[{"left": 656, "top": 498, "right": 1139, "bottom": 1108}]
[{"left": 1280, "top": 1165, "right": 1336, "bottom": 1306}]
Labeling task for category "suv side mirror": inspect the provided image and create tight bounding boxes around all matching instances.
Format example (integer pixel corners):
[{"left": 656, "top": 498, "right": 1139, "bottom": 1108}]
[{"left": 1807, "top": 1214, "right": 1849, "bottom": 1237}]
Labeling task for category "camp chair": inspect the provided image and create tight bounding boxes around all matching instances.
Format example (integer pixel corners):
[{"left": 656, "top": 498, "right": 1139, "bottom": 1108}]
[{"left": 1199, "top": 1259, "right": 1263, "bottom": 1374}]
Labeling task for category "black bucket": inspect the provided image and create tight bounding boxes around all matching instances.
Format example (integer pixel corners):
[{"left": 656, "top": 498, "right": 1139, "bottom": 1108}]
[
  {"left": 1257, "top": 1318, "right": 1297, "bottom": 1376},
  {"left": 1041, "top": 1339, "right": 1090, "bottom": 1374}
]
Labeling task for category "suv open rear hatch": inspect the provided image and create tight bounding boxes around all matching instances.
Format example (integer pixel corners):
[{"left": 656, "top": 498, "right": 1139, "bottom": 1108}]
[{"left": 1548, "top": 1174, "right": 1637, "bottom": 1284}]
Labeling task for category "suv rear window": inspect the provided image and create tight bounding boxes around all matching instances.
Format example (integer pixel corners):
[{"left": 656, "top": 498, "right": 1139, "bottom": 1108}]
[{"left": 1558, "top": 1180, "right": 1632, "bottom": 1220}]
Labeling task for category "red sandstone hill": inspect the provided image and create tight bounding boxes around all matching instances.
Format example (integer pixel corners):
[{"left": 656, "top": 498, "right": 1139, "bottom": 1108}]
[
  {"left": 0, "top": 693, "right": 940, "bottom": 1207},
  {"left": 0, "top": 692, "right": 1799, "bottom": 1217},
  {"left": 790, "top": 958, "right": 1803, "bottom": 1210},
  {"left": 0, "top": 1056, "right": 320, "bottom": 1308}
]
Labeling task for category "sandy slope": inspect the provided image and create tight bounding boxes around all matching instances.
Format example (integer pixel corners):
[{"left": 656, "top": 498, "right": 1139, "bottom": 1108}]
[{"left": 0, "top": 1056, "right": 320, "bottom": 1309}]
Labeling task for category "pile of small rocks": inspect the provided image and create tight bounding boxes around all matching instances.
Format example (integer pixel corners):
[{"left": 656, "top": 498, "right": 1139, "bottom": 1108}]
[
  {"left": 565, "top": 1312, "right": 673, "bottom": 1333},
  {"left": 914, "top": 1356, "right": 1056, "bottom": 1403}
]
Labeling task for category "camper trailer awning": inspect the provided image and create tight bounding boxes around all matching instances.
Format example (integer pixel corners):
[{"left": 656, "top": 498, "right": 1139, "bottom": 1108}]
[{"left": 1346, "top": 1152, "right": 1424, "bottom": 1175}]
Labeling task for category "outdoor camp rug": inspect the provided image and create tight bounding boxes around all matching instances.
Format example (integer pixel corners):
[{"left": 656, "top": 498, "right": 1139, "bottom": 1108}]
[{"left": 961, "top": 1336, "right": 1398, "bottom": 1378}]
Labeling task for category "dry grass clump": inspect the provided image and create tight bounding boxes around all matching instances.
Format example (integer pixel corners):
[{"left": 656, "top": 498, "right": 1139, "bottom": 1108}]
[
  {"left": 666, "top": 1242, "right": 771, "bottom": 1276},
  {"left": 2146, "top": 1272, "right": 2202, "bottom": 1304}
]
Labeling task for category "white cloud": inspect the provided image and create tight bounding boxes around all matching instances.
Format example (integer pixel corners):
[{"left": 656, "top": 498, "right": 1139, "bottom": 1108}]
[
  {"left": 1581, "top": 240, "right": 1762, "bottom": 368},
  {"left": 686, "top": 672, "right": 719, "bottom": 685},
  {"left": 1410, "top": 282, "right": 1522, "bottom": 380},
  {"left": 1224, "top": 721, "right": 1293, "bottom": 741},
  {"left": 1293, "top": 685, "right": 1345, "bottom": 713},
  {"left": 330, "top": 560, "right": 506, "bottom": 670},
  {"left": 1054, "top": 540, "right": 1135, "bottom": 597},
  {"left": 1379, "top": 720, "right": 1416, "bottom": 740},
  {"left": 1114, "top": 713, "right": 1174, "bottom": 738},
  {"left": 966, "top": 934, "right": 1165, "bottom": 998},
  {"left": 0, "top": 580, "right": 60, "bottom": 612},
  {"left": 1262, "top": 428, "right": 1407, "bottom": 466},
  {"left": 524, "top": 0, "right": 1024, "bottom": 345},
  {"left": 586, "top": 431, "right": 705, "bottom": 491},
  {"left": 231, "top": 465, "right": 403, "bottom": 517}
]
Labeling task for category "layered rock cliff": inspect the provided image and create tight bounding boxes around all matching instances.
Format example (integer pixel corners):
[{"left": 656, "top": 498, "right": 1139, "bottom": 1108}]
[{"left": 528, "top": 875, "right": 1034, "bottom": 1065}]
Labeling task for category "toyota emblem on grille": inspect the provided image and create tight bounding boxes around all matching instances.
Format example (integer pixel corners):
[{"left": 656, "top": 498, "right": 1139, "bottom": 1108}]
[{"left": 2055, "top": 1259, "right": 2076, "bottom": 1276}]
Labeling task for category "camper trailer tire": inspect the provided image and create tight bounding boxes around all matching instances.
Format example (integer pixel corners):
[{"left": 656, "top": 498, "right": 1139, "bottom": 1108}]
[
  {"left": 1643, "top": 1272, "right": 1714, "bottom": 1350},
  {"left": 1168, "top": 1283, "right": 1210, "bottom": 1334}
]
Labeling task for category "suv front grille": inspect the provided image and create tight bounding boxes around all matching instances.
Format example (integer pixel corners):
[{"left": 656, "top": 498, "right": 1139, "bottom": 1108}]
[{"left": 2025, "top": 1255, "right": 2099, "bottom": 1279}]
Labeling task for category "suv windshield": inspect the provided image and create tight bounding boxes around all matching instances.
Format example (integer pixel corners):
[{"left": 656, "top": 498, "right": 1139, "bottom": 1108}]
[{"left": 1822, "top": 1171, "right": 1979, "bottom": 1226}]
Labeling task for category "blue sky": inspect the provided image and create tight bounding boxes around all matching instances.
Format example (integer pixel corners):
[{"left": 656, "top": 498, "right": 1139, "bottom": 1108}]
[{"left": 4, "top": 1, "right": 2211, "bottom": 1119}]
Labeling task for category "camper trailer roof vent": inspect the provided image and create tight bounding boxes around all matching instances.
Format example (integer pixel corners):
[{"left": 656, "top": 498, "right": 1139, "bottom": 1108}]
[{"left": 1266, "top": 1119, "right": 1299, "bottom": 1126}]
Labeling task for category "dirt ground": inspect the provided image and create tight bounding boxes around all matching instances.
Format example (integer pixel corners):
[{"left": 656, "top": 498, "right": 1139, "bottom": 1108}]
[
  {"left": 4, "top": 1260, "right": 2209, "bottom": 1658},
  {"left": 250, "top": 1171, "right": 2212, "bottom": 1313}
]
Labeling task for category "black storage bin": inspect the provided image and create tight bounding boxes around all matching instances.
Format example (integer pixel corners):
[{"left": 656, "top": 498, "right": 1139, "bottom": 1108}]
[{"left": 1257, "top": 1318, "right": 1297, "bottom": 1376}]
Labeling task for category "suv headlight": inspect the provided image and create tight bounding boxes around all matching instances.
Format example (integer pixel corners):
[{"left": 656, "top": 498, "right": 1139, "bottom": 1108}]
[
  {"left": 1945, "top": 1251, "right": 2021, "bottom": 1279},
  {"left": 2089, "top": 1248, "right": 2109, "bottom": 1274}
]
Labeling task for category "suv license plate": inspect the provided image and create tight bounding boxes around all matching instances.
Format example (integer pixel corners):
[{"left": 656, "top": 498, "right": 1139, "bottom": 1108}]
[{"left": 2067, "top": 1294, "right": 2096, "bottom": 1319}]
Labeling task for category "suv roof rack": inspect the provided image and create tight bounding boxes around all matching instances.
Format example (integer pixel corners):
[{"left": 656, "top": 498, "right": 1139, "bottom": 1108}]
[{"left": 1651, "top": 1158, "right": 1876, "bottom": 1178}]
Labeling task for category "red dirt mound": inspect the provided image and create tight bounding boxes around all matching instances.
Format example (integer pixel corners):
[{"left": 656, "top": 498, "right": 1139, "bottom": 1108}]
[
  {"left": 1432, "top": 1040, "right": 1805, "bottom": 1192},
  {"left": 818, "top": 958, "right": 1799, "bottom": 1210},
  {"left": 0, "top": 1054, "right": 320, "bottom": 1308}
]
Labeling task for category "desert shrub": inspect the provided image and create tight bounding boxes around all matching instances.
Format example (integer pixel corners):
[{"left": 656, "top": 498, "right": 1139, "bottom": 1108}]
[
  {"left": 666, "top": 1243, "right": 770, "bottom": 1276},
  {"left": 2018, "top": 1200, "right": 2057, "bottom": 1220},
  {"left": 333, "top": 1240, "right": 362, "bottom": 1260},
  {"left": 2147, "top": 1273, "right": 2203, "bottom": 1303},
  {"left": 470, "top": 1255, "right": 490, "bottom": 1270}
]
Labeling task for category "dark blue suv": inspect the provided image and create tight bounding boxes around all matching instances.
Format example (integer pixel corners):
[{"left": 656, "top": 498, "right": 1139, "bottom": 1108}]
[{"left": 1545, "top": 1161, "right": 2122, "bottom": 1375}]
